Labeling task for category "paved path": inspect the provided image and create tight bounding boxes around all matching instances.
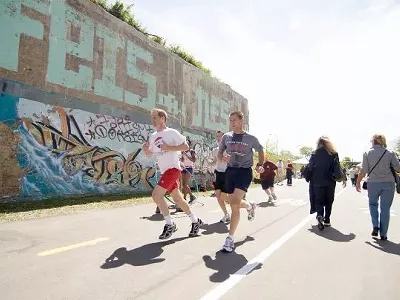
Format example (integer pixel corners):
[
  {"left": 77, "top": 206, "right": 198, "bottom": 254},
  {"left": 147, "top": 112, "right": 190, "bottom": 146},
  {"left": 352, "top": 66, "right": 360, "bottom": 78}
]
[{"left": 1, "top": 179, "right": 399, "bottom": 300}]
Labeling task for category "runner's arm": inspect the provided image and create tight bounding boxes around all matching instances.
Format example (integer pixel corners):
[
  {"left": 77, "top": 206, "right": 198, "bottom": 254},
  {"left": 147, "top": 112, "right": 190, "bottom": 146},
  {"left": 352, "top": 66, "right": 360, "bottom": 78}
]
[{"left": 217, "top": 135, "right": 227, "bottom": 161}]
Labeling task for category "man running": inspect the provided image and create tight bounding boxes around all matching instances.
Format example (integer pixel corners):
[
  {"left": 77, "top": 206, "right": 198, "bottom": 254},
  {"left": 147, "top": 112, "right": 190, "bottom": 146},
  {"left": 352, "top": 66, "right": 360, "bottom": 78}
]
[
  {"left": 218, "top": 111, "right": 264, "bottom": 252},
  {"left": 143, "top": 108, "right": 203, "bottom": 239},
  {"left": 260, "top": 156, "right": 278, "bottom": 202},
  {"left": 211, "top": 130, "right": 230, "bottom": 223}
]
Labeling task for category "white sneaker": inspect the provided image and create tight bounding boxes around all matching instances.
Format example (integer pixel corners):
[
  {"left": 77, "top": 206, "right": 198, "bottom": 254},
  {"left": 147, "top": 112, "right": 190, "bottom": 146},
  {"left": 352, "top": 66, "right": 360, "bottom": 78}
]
[
  {"left": 272, "top": 193, "right": 277, "bottom": 201},
  {"left": 247, "top": 202, "right": 257, "bottom": 221},
  {"left": 268, "top": 195, "right": 273, "bottom": 202},
  {"left": 222, "top": 236, "right": 235, "bottom": 253},
  {"left": 220, "top": 214, "right": 231, "bottom": 224}
]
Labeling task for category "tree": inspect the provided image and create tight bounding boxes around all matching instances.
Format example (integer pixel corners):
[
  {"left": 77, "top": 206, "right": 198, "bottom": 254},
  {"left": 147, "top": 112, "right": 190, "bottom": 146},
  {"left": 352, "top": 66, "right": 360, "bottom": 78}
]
[
  {"left": 299, "top": 146, "right": 313, "bottom": 158},
  {"left": 341, "top": 157, "right": 353, "bottom": 169}
]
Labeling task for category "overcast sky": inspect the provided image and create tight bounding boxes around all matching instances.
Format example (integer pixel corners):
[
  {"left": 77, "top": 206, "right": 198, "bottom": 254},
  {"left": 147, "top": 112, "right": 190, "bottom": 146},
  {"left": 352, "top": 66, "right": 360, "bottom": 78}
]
[{"left": 124, "top": 0, "right": 399, "bottom": 161}]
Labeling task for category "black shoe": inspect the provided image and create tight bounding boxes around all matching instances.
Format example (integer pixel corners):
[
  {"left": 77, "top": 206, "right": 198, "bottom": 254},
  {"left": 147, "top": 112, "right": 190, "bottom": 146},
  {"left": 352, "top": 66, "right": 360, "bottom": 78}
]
[
  {"left": 323, "top": 218, "right": 331, "bottom": 227},
  {"left": 159, "top": 223, "right": 177, "bottom": 240},
  {"left": 317, "top": 216, "right": 325, "bottom": 231},
  {"left": 155, "top": 206, "right": 160, "bottom": 214},
  {"left": 189, "top": 218, "right": 204, "bottom": 237},
  {"left": 380, "top": 236, "right": 387, "bottom": 241},
  {"left": 371, "top": 227, "right": 379, "bottom": 237}
]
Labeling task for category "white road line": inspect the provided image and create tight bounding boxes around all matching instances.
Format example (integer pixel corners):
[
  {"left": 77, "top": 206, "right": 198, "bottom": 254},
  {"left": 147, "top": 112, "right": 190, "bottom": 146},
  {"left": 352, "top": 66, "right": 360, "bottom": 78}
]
[
  {"left": 38, "top": 237, "right": 109, "bottom": 257},
  {"left": 200, "top": 188, "right": 347, "bottom": 300}
]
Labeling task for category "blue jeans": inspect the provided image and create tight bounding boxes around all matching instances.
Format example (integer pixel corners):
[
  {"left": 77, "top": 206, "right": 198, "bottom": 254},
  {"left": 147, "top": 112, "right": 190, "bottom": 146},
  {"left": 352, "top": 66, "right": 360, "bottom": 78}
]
[{"left": 367, "top": 182, "right": 395, "bottom": 237}]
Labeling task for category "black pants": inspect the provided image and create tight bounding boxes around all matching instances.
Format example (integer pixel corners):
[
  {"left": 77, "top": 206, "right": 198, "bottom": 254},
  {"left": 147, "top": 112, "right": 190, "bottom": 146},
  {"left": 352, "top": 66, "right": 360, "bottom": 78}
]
[
  {"left": 350, "top": 178, "right": 356, "bottom": 186},
  {"left": 312, "top": 184, "right": 336, "bottom": 220},
  {"left": 287, "top": 175, "right": 292, "bottom": 185}
]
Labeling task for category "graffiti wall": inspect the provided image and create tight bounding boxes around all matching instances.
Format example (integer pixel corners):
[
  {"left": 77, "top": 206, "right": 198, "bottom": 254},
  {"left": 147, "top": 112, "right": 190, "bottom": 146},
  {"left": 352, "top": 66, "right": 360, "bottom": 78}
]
[{"left": 0, "top": 0, "right": 249, "bottom": 201}]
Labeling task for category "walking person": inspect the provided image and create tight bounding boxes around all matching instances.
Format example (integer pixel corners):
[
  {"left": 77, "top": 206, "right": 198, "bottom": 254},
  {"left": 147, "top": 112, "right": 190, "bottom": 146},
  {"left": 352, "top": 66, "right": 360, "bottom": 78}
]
[
  {"left": 306, "top": 136, "right": 346, "bottom": 231},
  {"left": 143, "top": 108, "right": 203, "bottom": 239},
  {"left": 217, "top": 111, "right": 264, "bottom": 252},
  {"left": 211, "top": 130, "right": 230, "bottom": 223},
  {"left": 286, "top": 160, "right": 293, "bottom": 186},
  {"left": 349, "top": 166, "right": 357, "bottom": 187},
  {"left": 260, "top": 156, "right": 278, "bottom": 202},
  {"left": 356, "top": 134, "right": 400, "bottom": 241}
]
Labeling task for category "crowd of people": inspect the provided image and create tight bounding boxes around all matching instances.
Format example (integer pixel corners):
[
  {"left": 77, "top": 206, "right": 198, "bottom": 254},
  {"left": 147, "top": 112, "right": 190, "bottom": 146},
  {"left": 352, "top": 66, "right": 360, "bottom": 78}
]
[{"left": 143, "top": 108, "right": 400, "bottom": 252}]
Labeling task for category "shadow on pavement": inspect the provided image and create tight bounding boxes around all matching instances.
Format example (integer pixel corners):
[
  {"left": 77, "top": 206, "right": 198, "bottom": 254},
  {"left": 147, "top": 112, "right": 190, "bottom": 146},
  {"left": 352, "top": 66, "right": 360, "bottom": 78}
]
[
  {"left": 202, "top": 236, "right": 261, "bottom": 282},
  {"left": 140, "top": 213, "right": 164, "bottom": 221},
  {"left": 201, "top": 222, "right": 229, "bottom": 235},
  {"left": 308, "top": 225, "right": 356, "bottom": 242},
  {"left": 100, "top": 237, "right": 190, "bottom": 269},
  {"left": 365, "top": 239, "right": 400, "bottom": 256},
  {"left": 258, "top": 201, "right": 276, "bottom": 208}
]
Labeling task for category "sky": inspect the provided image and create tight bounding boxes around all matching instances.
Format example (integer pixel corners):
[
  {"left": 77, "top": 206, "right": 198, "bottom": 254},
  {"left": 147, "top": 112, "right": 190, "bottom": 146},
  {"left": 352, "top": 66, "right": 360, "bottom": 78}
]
[{"left": 124, "top": 0, "right": 399, "bottom": 161}]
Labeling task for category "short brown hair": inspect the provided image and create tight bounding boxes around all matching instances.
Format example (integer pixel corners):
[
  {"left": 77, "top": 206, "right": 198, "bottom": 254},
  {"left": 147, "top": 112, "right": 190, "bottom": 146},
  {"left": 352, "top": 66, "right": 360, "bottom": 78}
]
[
  {"left": 229, "top": 111, "right": 244, "bottom": 120},
  {"left": 151, "top": 108, "right": 167, "bottom": 122}
]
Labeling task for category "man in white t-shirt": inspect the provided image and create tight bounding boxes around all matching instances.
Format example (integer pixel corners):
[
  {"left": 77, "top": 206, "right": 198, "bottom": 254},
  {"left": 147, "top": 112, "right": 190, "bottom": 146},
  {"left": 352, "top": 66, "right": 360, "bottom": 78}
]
[
  {"left": 143, "top": 109, "right": 203, "bottom": 239},
  {"left": 211, "top": 130, "right": 230, "bottom": 223}
]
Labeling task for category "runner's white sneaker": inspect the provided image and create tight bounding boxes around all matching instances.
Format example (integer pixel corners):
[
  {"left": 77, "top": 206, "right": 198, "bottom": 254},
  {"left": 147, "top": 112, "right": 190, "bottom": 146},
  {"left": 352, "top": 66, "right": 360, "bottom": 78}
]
[
  {"left": 220, "top": 214, "right": 231, "bottom": 224},
  {"left": 222, "top": 236, "right": 235, "bottom": 253}
]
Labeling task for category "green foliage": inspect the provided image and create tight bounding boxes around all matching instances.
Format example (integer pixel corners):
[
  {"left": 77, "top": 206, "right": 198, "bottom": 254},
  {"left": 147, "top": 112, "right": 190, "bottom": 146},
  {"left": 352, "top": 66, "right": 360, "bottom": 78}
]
[
  {"left": 168, "top": 45, "right": 212, "bottom": 75},
  {"left": 252, "top": 141, "right": 300, "bottom": 179},
  {"left": 341, "top": 156, "right": 353, "bottom": 169},
  {"left": 299, "top": 146, "right": 313, "bottom": 158},
  {"left": 89, "top": 0, "right": 212, "bottom": 75},
  {"left": 150, "top": 35, "right": 166, "bottom": 46},
  {"left": 90, "top": 0, "right": 108, "bottom": 9}
]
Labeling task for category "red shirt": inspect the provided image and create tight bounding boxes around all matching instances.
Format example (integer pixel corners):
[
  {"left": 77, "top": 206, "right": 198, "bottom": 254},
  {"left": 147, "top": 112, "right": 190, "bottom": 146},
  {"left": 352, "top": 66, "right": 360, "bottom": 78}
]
[{"left": 260, "top": 161, "right": 278, "bottom": 180}]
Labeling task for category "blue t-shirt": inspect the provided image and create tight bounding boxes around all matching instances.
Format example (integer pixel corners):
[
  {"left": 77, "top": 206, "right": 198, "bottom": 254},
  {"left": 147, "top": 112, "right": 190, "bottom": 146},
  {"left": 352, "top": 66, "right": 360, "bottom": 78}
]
[{"left": 219, "top": 132, "right": 263, "bottom": 168}]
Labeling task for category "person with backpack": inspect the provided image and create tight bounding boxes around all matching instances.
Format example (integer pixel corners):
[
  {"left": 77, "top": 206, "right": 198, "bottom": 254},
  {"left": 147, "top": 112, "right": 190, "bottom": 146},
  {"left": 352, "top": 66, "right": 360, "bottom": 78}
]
[{"left": 356, "top": 134, "right": 400, "bottom": 241}]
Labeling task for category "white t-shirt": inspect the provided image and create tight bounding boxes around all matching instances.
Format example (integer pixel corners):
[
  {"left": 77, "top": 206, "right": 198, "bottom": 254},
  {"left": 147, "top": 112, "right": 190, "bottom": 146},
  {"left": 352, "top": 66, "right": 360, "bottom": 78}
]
[
  {"left": 182, "top": 150, "right": 195, "bottom": 168},
  {"left": 148, "top": 127, "right": 186, "bottom": 174},
  {"left": 212, "top": 147, "right": 227, "bottom": 172},
  {"left": 277, "top": 161, "right": 284, "bottom": 170}
]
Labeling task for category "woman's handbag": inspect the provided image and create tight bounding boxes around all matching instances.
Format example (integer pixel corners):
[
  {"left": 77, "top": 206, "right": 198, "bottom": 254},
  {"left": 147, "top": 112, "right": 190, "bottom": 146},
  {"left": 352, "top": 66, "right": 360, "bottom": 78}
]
[{"left": 362, "top": 150, "right": 387, "bottom": 190}]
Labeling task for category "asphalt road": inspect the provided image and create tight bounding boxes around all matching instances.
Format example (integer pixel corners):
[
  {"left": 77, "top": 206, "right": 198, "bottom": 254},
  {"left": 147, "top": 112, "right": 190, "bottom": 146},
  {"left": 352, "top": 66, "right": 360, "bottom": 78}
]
[{"left": 1, "top": 179, "right": 399, "bottom": 300}]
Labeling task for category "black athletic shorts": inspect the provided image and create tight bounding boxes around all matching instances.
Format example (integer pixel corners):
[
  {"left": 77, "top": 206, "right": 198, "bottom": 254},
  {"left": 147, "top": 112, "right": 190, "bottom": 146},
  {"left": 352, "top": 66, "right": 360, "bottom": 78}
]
[
  {"left": 225, "top": 167, "right": 253, "bottom": 194},
  {"left": 261, "top": 178, "right": 274, "bottom": 190},
  {"left": 213, "top": 170, "right": 227, "bottom": 193}
]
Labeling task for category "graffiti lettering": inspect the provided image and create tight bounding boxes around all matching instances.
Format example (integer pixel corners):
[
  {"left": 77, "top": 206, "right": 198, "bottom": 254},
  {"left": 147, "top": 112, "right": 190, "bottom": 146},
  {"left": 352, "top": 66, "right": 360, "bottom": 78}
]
[{"left": 23, "top": 106, "right": 155, "bottom": 189}]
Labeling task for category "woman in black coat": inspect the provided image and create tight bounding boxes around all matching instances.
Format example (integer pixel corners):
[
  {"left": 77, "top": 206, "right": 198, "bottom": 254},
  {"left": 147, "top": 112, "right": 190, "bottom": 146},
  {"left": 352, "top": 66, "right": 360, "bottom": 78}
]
[{"left": 304, "top": 136, "right": 347, "bottom": 230}]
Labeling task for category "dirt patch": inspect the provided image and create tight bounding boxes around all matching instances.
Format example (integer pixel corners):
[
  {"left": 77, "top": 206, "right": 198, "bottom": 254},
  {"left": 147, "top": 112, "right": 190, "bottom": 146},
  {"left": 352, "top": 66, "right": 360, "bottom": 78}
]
[{"left": 0, "top": 122, "right": 23, "bottom": 198}]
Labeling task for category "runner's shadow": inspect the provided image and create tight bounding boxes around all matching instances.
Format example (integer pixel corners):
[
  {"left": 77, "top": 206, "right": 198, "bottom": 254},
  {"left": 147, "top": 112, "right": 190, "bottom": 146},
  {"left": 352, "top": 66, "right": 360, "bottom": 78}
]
[
  {"left": 308, "top": 225, "right": 356, "bottom": 242},
  {"left": 140, "top": 214, "right": 164, "bottom": 222},
  {"left": 365, "top": 239, "right": 400, "bottom": 256},
  {"left": 201, "top": 222, "right": 229, "bottom": 235},
  {"left": 100, "top": 237, "right": 190, "bottom": 269},
  {"left": 202, "top": 236, "right": 261, "bottom": 282},
  {"left": 258, "top": 201, "right": 276, "bottom": 208}
]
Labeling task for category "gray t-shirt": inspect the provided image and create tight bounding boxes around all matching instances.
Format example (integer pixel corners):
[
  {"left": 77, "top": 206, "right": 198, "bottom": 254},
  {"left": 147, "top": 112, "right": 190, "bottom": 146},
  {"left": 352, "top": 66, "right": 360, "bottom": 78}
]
[
  {"left": 361, "top": 145, "right": 400, "bottom": 182},
  {"left": 218, "top": 131, "right": 263, "bottom": 168}
]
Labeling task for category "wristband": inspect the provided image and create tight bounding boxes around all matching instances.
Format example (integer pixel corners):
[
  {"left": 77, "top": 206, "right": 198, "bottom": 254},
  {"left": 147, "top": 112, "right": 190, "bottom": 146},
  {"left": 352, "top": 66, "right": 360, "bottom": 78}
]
[{"left": 256, "top": 163, "right": 262, "bottom": 167}]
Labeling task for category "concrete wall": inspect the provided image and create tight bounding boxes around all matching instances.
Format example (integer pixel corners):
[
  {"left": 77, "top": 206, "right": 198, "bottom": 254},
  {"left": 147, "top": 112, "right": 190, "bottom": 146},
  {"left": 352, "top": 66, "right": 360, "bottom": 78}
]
[{"left": 0, "top": 0, "right": 249, "bottom": 201}]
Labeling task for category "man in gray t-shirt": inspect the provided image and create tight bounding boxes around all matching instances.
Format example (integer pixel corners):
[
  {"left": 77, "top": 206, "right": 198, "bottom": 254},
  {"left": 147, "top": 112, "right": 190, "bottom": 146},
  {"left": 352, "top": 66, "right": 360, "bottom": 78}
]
[{"left": 217, "top": 111, "right": 264, "bottom": 253}]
